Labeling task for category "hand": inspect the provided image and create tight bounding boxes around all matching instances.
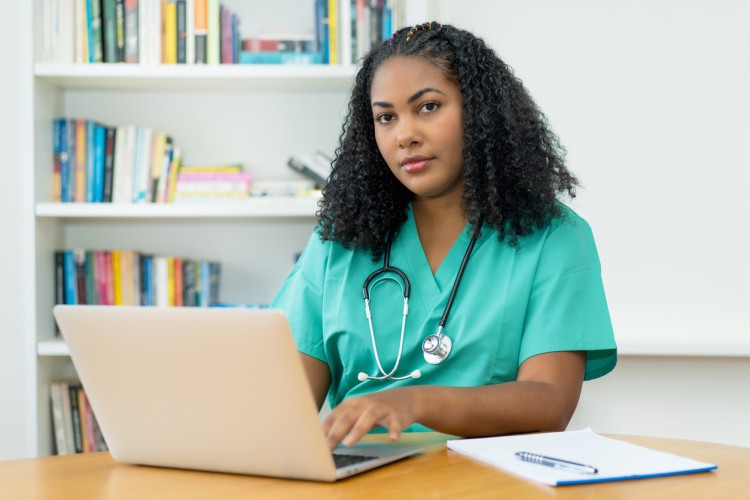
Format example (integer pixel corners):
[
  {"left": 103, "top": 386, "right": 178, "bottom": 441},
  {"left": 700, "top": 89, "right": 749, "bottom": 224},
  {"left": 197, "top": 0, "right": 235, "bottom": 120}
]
[{"left": 322, "top": 387, "right": 419, "bottom": 451}]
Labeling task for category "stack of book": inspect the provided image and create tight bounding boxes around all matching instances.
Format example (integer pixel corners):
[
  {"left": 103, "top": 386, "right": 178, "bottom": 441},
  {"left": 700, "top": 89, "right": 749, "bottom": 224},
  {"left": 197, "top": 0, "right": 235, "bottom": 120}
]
[
  {"left": 50, "top": 381, "right": 107, "bottom": 455},
  {"left": 54, "top": 249, "right": 222, "bottom": 314},
  {"left": 41, "top": 0, "right": 242, "bottom": 64},
  {"left": 53, "top": 118, "right": 182, "bottom": 204},
  {"left": 173, "top": 164, "right": 252, "bottom": 202}
]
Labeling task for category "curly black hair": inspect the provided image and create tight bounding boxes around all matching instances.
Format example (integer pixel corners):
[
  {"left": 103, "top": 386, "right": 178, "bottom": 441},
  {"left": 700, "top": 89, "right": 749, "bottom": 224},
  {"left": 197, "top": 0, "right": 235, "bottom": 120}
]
[{"left": 318, "top": 22, "right": 577, "bottom": 261}]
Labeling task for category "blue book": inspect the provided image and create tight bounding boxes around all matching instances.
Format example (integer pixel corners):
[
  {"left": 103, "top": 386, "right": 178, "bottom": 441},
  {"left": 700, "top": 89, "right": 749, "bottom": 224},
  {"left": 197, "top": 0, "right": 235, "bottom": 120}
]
[
  {"left": 238, "top": 51, "right": 323, "bottom": 65},
  {"left": 58, "top": 119, "right": 70, "bottom": 203},
  {"left": 315, "top": 0, "right": 328, "bottom": 64},
  {"left": 54, "top": 119, "right": 64, "bottom": 202},
  {"left": 200, "top": 261, "right": 210, "bottom": 307},
  {"left": 63, "top": 250, "right": 78, "bottom": 305},
  {"left": 92, "top": 124, "right": 106, "bottom": 203}
]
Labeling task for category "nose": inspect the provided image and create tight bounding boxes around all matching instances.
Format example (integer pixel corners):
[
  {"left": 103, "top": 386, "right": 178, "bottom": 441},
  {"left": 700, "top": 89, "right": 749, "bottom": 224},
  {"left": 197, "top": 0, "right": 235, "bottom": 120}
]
[{"left": 396, "top": 116, "right": 421, "bottom": 149}]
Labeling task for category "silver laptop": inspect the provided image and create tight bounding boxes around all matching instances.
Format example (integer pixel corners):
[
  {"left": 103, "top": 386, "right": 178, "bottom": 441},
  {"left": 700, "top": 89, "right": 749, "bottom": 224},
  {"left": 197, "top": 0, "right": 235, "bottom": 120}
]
[{"left": 53, "top": 305, "right": 423, "bottom": 481}]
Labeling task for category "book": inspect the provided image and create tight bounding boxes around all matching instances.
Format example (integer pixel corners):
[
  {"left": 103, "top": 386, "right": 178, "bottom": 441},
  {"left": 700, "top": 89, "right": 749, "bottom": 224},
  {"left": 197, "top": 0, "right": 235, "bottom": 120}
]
[
  {"left": 176, "top": 0, "right": 187, "bottom": 63},
  {"left": 124, "top": 0, "right": 139, "bottom": 63},
  {"left": 447, "top": 428, "right": 717, "bottom": 486},
  {"left": 114, "top": 0, "right": 126, "bottom": 62},
  {"left": 101, "top": 0, "right": 117, "bottom": 62},
  {"left": 49, "top": 382, "right": 69, "bottom": 454},
  {"left": 164, "top": 0, "right": 177, "bottom": 64},
  {"left": 86, "top": 0, "right": 103, "bottom": 63},
  {"left": 193, "top": 0, "right": 207, "bottom": 63},
  {"left": 53, "top": 118, "right": 63, "bottom": 202},
  {"left": 74, "top": 119, "right": 87, "bottom": 202},
  {"left": 238, "top": 51, "right": 323, "bottom": 65},
  {"left": 206, "top": 0, "right": 219, "bottom": 64},
  {"left": 102, "top": 126, "right": 116, "bottom": 202},
  {"left": 287, "top": 155, "right": 329, "bottom": 187}
]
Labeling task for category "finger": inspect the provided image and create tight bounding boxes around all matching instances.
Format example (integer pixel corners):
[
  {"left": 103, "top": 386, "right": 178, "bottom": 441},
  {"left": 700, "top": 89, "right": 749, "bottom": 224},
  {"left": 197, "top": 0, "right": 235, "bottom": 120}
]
[
  {"left": 341, "top": 409, "right": 381, "bottom": 448},
  {"left": 324, "top": 407, "right": 360, "bottom": 451}
]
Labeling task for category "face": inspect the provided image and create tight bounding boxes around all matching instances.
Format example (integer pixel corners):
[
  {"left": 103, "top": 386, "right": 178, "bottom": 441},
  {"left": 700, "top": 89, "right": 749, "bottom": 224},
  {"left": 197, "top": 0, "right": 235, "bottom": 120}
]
[{"left": 370, "top": 56, "right": 464, "bottom": 201}]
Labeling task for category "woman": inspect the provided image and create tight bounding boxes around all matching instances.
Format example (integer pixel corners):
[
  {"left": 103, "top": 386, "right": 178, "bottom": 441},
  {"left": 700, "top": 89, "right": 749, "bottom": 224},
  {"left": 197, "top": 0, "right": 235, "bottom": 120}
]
[{"left": 272, "top": 22, "right": 616, "bottom": 450}]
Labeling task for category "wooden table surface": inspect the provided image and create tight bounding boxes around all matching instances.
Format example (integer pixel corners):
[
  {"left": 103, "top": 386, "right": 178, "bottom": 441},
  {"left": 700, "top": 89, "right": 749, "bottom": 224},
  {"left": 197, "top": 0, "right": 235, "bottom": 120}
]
[{"left": 2, "top": 433, "right": 747, "bottom": 499}]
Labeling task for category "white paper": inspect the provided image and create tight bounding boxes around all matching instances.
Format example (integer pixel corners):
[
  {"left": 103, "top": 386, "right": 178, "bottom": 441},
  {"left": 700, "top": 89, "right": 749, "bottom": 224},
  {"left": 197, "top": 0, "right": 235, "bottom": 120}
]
[{"left": 447, "top": 428, "right": 717, "bottom": 486}]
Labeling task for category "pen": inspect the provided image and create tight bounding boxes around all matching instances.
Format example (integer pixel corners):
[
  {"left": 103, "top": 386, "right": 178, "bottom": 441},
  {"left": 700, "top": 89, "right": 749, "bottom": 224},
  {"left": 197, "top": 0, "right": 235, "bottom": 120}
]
[{"left": 515, "top": 451, "right": 599, "bottom": 474}]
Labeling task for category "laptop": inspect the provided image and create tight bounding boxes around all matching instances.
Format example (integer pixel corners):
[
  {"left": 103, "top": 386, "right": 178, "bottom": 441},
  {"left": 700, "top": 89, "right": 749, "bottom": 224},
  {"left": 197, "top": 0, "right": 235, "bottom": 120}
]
[{"left": 53, "top": 305, "right": 424, "bottom": 481}]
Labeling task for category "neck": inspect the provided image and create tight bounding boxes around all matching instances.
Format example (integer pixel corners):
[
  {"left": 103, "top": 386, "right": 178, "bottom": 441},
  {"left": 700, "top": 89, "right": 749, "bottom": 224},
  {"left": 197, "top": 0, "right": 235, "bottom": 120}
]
[{"left": 411, "top": 193, "right": 468, "bottom": 274}]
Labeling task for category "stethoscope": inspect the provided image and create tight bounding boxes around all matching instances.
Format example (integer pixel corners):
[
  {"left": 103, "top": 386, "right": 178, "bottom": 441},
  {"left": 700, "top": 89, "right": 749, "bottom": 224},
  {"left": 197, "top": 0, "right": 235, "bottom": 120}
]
[{"left": 357, "top": 226, "right": 481, "bottom": 382}]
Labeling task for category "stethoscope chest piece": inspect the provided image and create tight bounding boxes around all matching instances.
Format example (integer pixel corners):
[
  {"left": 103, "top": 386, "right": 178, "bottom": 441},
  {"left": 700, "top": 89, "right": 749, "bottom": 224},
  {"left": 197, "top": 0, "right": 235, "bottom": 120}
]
[{"left": 422, "top": 333, "right": 452, "bottom": 365}]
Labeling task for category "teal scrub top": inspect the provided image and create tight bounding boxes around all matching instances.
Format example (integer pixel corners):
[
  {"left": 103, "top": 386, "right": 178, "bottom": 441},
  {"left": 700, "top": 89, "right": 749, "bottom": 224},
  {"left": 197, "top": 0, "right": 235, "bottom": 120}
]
[{"left": 271, "top": 203, "right": 617, "bottom": 424}]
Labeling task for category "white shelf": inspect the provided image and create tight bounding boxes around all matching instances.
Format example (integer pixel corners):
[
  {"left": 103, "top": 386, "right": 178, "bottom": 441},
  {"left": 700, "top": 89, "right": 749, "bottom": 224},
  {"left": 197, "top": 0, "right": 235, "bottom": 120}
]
[
  {"left": 37, "top": 340, "right": 69, "bottom": 357},
  {"left": 34, "top": 64, "right": 358, "bottom": 91},
  {"left": 35, "top": 197, "right": 320, "bottom": 219}
]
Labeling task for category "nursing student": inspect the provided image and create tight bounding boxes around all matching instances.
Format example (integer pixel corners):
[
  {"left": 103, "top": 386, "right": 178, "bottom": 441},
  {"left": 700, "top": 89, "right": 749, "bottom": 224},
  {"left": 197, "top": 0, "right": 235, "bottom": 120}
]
[{"left": 272, "top": 22, "right": 617, "bottom": 451}]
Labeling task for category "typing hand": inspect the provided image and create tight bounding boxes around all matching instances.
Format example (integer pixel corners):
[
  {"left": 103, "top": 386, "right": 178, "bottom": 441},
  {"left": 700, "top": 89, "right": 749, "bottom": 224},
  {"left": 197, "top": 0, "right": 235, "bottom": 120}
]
[{"left": 322, "top": 387, "right": 419, "bottom": 451}]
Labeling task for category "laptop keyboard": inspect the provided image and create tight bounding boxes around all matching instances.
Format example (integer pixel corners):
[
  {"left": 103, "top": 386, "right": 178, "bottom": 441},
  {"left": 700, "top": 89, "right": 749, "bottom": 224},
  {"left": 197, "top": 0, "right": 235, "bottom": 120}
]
[{"left": 333, "top": 453, "right": 378, "bottom": 469}]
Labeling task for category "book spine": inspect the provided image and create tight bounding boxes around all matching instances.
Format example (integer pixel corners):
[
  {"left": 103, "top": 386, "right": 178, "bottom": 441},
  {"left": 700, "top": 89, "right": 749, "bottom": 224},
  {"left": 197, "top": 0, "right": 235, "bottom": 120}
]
[
  {"left": 60, "top": 381, "right": 76, "bottom": 454},
  {"left": 54, "top": 251, "right": 66, "bottom": 334},
  {"left": 59, "top": 119, "right": 71, "bottom": 202},
  {"left": 182, "top": 260, "right": 196, "bottom": 306},
  {"left": 114, "top": 0, "right": 126, "bottom": 62},
  {"left": 74, "top": 119, "right": 87, "bottom": 202},
  {"left": 328, "top": 0, "right": 337, "bottom": 64},
  {"left": 68, "top": 384, "right": 83, "bottom": 453},
  {"left": 49, "top": 382, "right": 69, "bottom": 455},
  {"left": 87, "top": 0, "right": 103, "bottom": 63},
  {"left": 111, "top": 249, "right": 122, "bottom": 304},
  {"left": 85, "top": 120, "right": 95, "bottom": 202},
  {"left": 102, "top": 126, "right": 116, "bottom": 203},
  {"left": 173, "top": 257, "right": 183, "bottom": 307},
  {"left": 164, "top": 0, "right": 177, "bottom": 64},
  {"left": 138, "top": 0, "right": 149, "bottom": 64},
  {"left": 63, "top": 250, "right": 78, "bottom": 304},
  {"left": 93, "top": 124, "right": 106, "bottom": 203},
  {"left": 176, "top": 0, "right": 187, "bottom": 63},
  {"left": 185, "top": 0, "right": 195, "bottom": 64},
  {"left": 73, "top": 248, "right": 88, "bottom": 305},
  {"left": 85, "top": 250, "right": 96, "bottom": 304},
  {"left": 53, "top": 118, "right": 63, "bottom": 202},
  {"left": 124, "top": 0, "right": 139, "bottom": 63},
  {"left": 206, "top": 0, "right": 219, "bottom": 64},
  {"left": 101, "top": 0, "right": 117, "bottom": 62},
  {"left": 193, "top": 0, "right": 207, "bottom": 63}
]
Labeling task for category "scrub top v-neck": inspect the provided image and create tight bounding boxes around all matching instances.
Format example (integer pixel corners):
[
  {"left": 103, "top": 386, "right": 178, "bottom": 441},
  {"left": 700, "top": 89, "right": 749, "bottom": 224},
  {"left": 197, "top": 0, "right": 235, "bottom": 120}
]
[{"left": 271, "top": 203, "right": 617, "bottom": 424}]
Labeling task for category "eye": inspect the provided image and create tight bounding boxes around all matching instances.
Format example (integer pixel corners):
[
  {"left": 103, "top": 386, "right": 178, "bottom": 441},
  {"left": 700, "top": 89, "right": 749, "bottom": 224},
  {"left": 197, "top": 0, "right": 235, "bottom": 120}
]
[
  {"left": 375, "top": 113, "right": 394, "bottom": 125},
  {"left": 420, "top": 101, "right": 441, "bottom": 114}
]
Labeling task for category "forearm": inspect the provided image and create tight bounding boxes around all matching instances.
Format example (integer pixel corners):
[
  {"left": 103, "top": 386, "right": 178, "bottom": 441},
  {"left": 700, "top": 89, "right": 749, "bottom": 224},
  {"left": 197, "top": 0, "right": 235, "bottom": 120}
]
[{"left": 408, "top": 380, "right": 579, "bottom": 437}]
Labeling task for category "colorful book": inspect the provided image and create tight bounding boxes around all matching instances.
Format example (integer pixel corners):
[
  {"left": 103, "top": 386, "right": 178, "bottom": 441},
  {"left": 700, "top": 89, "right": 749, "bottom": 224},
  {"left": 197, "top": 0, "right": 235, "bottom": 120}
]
[{"left": 194, "top": 0, "right": 207, "bottom": 63}]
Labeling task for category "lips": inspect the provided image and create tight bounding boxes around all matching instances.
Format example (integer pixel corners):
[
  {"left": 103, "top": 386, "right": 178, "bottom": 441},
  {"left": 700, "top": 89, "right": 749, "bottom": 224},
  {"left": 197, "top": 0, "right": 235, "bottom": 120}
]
[{"left": 401, "top": 155, "right": 433, "bottom": 173}]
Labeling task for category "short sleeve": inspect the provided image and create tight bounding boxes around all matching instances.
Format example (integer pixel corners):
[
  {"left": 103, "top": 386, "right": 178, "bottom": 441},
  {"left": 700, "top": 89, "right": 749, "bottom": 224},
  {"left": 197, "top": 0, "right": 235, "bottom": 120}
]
[
  {"left": 519, "top": 211, "right": 617, "bottom": 380},
  {"left": 270, "top": 231, "right": 329, "bottom": 363}
]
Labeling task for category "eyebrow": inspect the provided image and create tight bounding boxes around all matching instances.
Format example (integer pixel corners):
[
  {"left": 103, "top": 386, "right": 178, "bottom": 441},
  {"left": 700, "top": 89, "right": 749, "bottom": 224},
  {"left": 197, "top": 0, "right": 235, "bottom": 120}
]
[{"left": 372, "top": 87, "right": 447, "bottom": 108}]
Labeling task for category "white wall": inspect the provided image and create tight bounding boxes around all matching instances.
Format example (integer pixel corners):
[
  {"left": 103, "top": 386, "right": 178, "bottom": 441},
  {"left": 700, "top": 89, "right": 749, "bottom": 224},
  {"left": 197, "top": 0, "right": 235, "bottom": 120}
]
[
  {"left": 431, "top": 0, "right": 750, "bottom": 447},
  {"left": 0, "top": 1, "right": 34, "bottom": 459}
]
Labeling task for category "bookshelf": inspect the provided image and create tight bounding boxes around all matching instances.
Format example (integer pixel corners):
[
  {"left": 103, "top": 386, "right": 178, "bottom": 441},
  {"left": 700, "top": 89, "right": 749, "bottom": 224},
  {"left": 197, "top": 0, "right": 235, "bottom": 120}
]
[{"left": 22, "top": 0, "right": 426, "bottom": 456}]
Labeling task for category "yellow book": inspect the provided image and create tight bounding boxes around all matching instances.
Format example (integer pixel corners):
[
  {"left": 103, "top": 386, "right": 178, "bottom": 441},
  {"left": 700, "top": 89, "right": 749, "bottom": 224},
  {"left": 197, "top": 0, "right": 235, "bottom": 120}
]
[
  {"left": 179, "top": 164, "right": 243, "bottom": 174},
  {"left": 111, "top": 250, "right": 122, "bottom": 305},
  {"left": 77, "top": 388, "right": 89, "bottom": 452},
  {"left": 75, "top": 120, "right": 87, "bottom": 203},
  {"left": 149, "top": 132, "right": 167, "bottom": 203},
  {"left": 166, "top": 146, "right": 182, "bottom": 203},
  {"left": 164, "top": 1, "right": 177, "bottom": 64},
  {"left": 166, "top": 256, "right": 175, "bottom": 306},
  {"left": 328, "top": 0, "right": 337, "bottom": 65}
]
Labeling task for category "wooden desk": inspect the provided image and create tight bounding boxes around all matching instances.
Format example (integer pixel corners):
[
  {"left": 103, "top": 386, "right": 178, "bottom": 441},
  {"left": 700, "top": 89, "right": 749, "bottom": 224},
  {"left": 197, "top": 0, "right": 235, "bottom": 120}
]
[{"left": 2, "top": 433, "right": 747, "bottom": 499}]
